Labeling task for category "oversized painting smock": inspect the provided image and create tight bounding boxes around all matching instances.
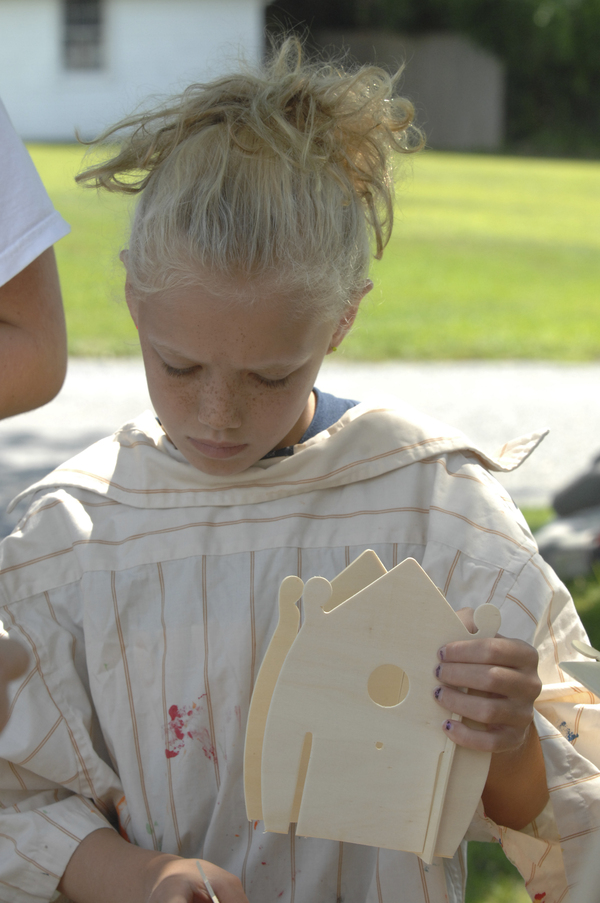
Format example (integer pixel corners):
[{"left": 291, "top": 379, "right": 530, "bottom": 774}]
[{"left": 0, "top": 398, "right": 597, "bottom": 903}]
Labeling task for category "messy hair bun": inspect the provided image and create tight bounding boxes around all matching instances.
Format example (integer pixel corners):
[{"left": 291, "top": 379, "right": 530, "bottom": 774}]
[{"left": 78, "top": 38, "right": 423, "bottom": 319}]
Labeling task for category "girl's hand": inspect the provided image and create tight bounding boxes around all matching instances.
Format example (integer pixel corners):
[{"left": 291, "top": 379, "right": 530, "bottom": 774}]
[
  {"left": 432, "top": 608, "right": 548, "bottom": 829},
  {"left": 58, "top": 828, "right": 250, "bottom": 903},
  {"left": 145, "top": 856, "right": 248, "bottom": 903},
  {"left": 433, "top": 608, "right": 542, "bottom": 753}
]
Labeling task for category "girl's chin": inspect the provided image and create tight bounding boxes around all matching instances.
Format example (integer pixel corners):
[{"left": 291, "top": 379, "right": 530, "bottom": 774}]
[
  {"left": 187, "top": 437, "right": 249, "bottom": 460},
  {"left": 182, "top": 441, "right": 260, "bottom": 476}
]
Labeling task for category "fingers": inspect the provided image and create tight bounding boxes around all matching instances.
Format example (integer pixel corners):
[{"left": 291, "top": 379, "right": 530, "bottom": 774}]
[
  {"left": 436, "top": 635, "right": 541, "bottom": 704},
  {"left": 434, "top": 684, "right": 535, "bottom": 754},
  {"left": 435, "top": 658, "right": 541, "bottom": 698},
  {"left": 198, "top": 861, "right": 248, "bottom": 903},
  {"left": 439, "top": 718, "right": 526, "bottom": 753},
  {"left": 433, "top": 628, "right": 542, "bottom": 753},
  {"left": 434, "top": 680, "right": 536, "bottom": 752},
  {"left": 439, "top": 635, "right": 539, "bottom": 671},
  {"left": 145, "top": 855, "right": 249, "bottom": 903}
]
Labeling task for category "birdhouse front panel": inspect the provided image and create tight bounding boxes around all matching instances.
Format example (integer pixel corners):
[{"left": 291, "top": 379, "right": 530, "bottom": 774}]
[{"left": 251, "top": 557, "right": 497, "bottom": 860}]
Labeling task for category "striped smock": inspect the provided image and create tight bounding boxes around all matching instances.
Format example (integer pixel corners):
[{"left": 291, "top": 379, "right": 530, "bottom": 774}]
[{"left": 0, "top": 399, "right": 597, "bottom": 903}]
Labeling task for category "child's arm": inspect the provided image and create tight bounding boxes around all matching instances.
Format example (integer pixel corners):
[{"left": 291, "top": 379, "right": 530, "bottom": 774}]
[
  {"left": 59, "top": 827, "right": 250, "bottom": 903},
  {"left": 434, "top": 611, "right": 548, "bottom": 829},
  {"left": 0, "top": 246, "right": 67, "bottom": 418}
]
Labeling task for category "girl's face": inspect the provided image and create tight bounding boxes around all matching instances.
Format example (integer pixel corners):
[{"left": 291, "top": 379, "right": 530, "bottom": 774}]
[{"left": 126, "top": 274, "right": 366, "bottom": 476}]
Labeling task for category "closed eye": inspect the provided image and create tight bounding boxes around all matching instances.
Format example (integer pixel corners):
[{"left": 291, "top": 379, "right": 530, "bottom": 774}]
[
  {"left": 252, "top": 373, "right": 291, "bottom": 388},
  {"left": 162, "top": 361, "right": 199, "bottom": 378}
]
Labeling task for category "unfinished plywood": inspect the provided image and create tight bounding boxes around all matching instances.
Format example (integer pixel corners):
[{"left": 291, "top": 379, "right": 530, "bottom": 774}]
[
  {"left": 244, "top": 551, "right": 387, "bottom": 821},
  {"left": 244, "top": 575, "right": 303, "bottom": 821},
  {"left": 560, "top": 639, "right": 600, "bottom": 697},
  {"left": 421, "top": 601, "right": 500, "bottom": 863},
  {"left": 246, "top": 555, "right": 500, "bottom": 863}
]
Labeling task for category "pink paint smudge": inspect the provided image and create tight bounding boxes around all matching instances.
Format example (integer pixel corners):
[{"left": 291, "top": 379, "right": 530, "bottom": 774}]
[
  {"left": 198, "top": 726, "right": 217, "bottom": 762},
  {"left": 165, "top": 696, "right": 214, "bottom": 760}
]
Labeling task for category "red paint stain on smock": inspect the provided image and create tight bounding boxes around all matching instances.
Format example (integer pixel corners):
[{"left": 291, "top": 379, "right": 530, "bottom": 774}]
[{"left": 165, "top": 696, "right": 214, "bottom": 760}]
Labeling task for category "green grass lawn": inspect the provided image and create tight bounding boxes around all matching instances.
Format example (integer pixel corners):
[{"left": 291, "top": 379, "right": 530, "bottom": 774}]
[
  {"left": 27, "top": 144, "right": 138, "bottom": 356},
  {"left": 28, "top": 145, "right": 600, "bottom": 359}
]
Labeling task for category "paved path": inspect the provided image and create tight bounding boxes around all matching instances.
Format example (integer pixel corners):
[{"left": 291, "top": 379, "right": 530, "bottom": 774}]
[{"left": 1, "top": 358, "right": 598, "bottom": 538}]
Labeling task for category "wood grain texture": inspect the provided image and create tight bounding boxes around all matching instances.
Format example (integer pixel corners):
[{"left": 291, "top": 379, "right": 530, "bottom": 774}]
[
  {"left": 559, "top": 660, "right": 600, "bottom": 696},
  {"left": 421, "top": 602, "right": 501, "bottom": 863},
  {"left": 248, "top": 556, "right": 499, "bottom": 861},
  {"left": 560, "top": 639, "right": 600, "bottom": 697},
  {"left": 244, "top": 551, "right": 387, "bottom": 820},
  {"left": 244, "top": 575, "right": 303, "bottom": 820}
]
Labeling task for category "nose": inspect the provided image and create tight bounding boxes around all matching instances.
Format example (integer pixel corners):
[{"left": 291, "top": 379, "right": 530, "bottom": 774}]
[{"left": 197, "top": 376, "right": 242, "bottom": 432}]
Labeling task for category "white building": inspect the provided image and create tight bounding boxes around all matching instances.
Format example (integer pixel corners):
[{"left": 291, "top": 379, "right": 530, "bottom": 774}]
[{"left": 0, "top": 0, "right": 267, "bottom": 140}]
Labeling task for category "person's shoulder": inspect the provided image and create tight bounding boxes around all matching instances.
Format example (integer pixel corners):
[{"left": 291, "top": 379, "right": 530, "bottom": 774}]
[
  {"left": 0, "top": 413, "right": 169, "bottom": 597},
  {"left": 0, "top": 485, "right": 92, "bottom": 605},
  {"left": 0, "top": 100, "right": 70, "bottom": 286},
  {"left": 10, "top": 411, "right": 168, "bottom": 510},
  {"left": 342, "top": 395, "right": 543, "bottom": 555},
  {"left": 345, "top": 395, "right": 547, "bottom": 478}
]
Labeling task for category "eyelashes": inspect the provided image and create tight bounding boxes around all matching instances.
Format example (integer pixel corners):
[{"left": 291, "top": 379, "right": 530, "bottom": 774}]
[
  {"left": 162, "top": 362, "right": 198, "bottom": 378},
  {"left": 161, "top": 360, "right": 291, "bottom": 388},
  {"left": 252, "top": 374, "right": 291, "bottom": 389}
]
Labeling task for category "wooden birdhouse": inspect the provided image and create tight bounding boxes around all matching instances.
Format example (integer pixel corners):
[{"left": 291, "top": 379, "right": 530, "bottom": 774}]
[{"left": 244, "top": 552, "right": 500, "bottom": 863}]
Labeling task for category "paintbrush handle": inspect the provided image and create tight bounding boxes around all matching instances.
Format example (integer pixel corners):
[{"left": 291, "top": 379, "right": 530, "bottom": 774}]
[{"left": 196, "top": 860, "right": 221, "bottom": 903}]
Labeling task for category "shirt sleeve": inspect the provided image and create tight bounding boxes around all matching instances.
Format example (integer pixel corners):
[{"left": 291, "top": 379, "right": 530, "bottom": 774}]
[
  {"left": 467, "top": 555, "right": 600, "bottom": 903},
  {"left": 0, "top": 580, "right": 125, "bottom": 903},
  {"left": 0, "top": 98, "right": 70, "bottom": 287}
]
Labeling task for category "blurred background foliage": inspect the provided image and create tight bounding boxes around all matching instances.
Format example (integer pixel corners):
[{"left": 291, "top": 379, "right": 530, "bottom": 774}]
[{"left": 266, "top": 0, "right": 600, "bottom": 156}]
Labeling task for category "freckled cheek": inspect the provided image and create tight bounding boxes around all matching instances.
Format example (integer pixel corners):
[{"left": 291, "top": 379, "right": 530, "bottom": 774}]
[
  {"left": 149, "top": 374, "right": 199, "bottom": 427},
  {"left": 247, "top": 388, "right": 307, "bottom": 434}
]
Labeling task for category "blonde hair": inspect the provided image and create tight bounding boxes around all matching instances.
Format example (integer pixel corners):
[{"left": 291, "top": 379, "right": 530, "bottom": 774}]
[{"left": 77, "top": 38, "right": 422, "bottom": 320}]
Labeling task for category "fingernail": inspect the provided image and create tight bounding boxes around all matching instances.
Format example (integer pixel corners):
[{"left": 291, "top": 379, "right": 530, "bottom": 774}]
[
  {"left": 434, "top": 686, "right": 442, "bottom": 700},
  {"left": 438, "top": 647, "right": 445, "bottom": 661},
  {"left": 435, "top": 663, "right": 442, "bottom": 679},
  {"left": 444, "top": 720, "right": 452, "bottom": 731}
]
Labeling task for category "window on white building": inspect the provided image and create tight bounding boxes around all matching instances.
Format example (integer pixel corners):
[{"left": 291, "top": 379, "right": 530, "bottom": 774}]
[{"left": 63, "top": 0, "right": 104, "bottom": 70}]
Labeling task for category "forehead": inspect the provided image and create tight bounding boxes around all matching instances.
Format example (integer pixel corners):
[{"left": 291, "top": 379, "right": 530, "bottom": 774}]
[{"left": 139, "top": 278, "right": 329, "bottom": 364}]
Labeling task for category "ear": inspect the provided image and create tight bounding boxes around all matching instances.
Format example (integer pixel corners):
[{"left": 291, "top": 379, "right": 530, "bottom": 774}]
[
  {"left": 121, "top": 252, "right": 139, "bottom": 328},
  {"left": 328, "top": 280, "right": 373, "bottom": 353},
  {"left": 124, "top": 279, "right": 139, "bottom": 329}
]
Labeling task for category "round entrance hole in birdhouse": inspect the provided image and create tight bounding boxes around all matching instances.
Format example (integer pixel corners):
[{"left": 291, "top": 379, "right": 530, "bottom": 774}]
[{"left": 367, "top": 664, "right": 409, "bottom": 707}]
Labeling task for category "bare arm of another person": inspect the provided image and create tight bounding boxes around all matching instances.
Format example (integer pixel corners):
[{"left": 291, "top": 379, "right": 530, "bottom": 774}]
[
  {"left": 0, "top": 246, "right": 67, "bottom": 418},
  {"left": 59, "top": 828, "right": 250, "bottom": 903}
]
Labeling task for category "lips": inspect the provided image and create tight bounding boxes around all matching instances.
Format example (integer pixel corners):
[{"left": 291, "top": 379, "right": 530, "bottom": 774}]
[{"left": 187, "top": 437, "right": 248, "bottom": 460}]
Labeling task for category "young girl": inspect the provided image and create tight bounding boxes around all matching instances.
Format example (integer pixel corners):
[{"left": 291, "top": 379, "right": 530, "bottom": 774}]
[{"left": 0, "top": 40, "right": 597, "bottom": 903}]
